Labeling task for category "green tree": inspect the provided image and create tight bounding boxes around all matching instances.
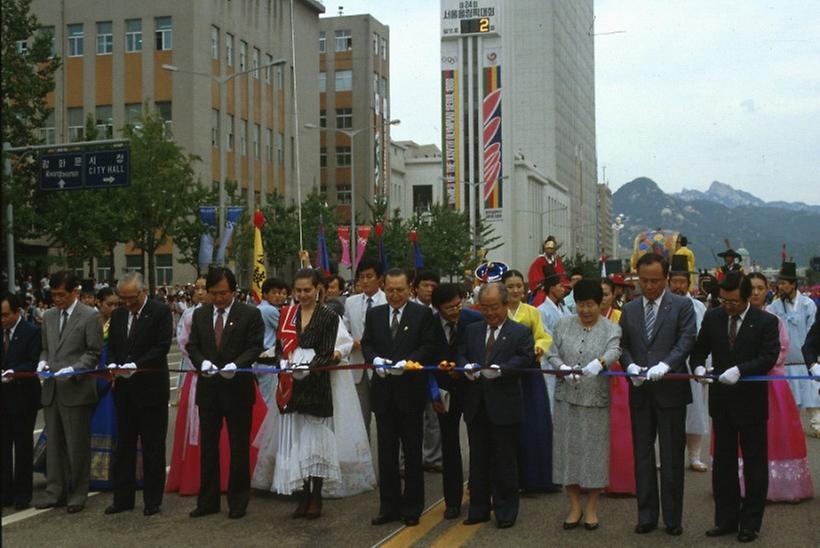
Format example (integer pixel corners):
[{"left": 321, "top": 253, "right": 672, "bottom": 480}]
[
  {"left": 261, "top": 192, "right": 300, "bottom": 272},
  {"left": 562, "top": 252, "right": 601, "bottom": 279},
  {"left": 416, "top": 205, "right": 474, "bottom": 279}
]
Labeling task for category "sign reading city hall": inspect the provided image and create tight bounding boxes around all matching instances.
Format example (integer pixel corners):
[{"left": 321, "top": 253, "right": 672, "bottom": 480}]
[
  {"left": 39, "top": 148, "right": 131, "bottom": 191},
  {"left": 441, "top": 0, "right": 500, "bottom": 37}
]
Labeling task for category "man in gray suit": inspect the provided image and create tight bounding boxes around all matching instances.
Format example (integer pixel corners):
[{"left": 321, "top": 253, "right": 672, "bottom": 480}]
[
  {"left": 619, "top": 253, "right": 696, "bottom": 536},
  {"left": 35, "top": 271, "right": 103, "bottom": 513}
]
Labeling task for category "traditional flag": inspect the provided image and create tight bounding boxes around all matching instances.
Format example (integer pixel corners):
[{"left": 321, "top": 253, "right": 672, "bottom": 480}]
[
  {"left": 337, "top": 226, "right": 351, "bottom": 267},
  {"left": 251, "top": 211, "right": 266, "bottom": 304},
  {"left": 316, "top": 221, "right": 331, "bottom": 276},
  {"left": 197, "top": 207, "right": 217, "bottom": 270},
  {"left": 410, "top": 230, "right": 424, "bottom": 268},
  {"left": 215, "top": 206, "right": 244, "bottom": 265},
  {"left": 355, "top": 226, "right": 371, "bottom": 269},
  {"left": 275, "top": 304, "right": 299, "bottom": 412},
  {"left": 375, "top": 222, "right": 389, "bottom": 271}
]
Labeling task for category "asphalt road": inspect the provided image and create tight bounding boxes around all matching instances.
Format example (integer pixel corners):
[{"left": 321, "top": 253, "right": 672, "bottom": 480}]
[{"left": 3, "top": 360, "right": 819, "bottom": 547}]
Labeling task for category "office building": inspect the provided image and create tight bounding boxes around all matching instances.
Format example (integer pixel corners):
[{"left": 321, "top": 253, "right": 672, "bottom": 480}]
[{"left": 389, "top": 140, "right": 443, "bottom": 216}]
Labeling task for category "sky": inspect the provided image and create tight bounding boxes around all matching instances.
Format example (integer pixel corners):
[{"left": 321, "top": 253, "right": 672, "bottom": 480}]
[{"left": 321, "top": 1, "right": 820, "bottom": 204}]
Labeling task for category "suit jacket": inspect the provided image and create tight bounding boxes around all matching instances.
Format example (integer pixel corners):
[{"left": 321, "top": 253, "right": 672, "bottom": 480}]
[
  {"left": 457, "top": 320, "right": 534, "bottom": 426},
  {"left": 187, "top": 301, "right": 264, "bottom": 411},
  {"left": 107, "top": 297, "right": 173, "bottom": 408},
  {"left": 39, "top": 302, "right": 103, "bottom": 407},
  {"left": 801, "top": 307, "right": 820, "bottom": 366},
  {"left": 1, "top": 318, "right": 42, "bottom": 414},
  {"left": 619, "top": 291, "right": 696, "bottom": 408},
  {"left": 432, "top": 308, "right": 483, "bottom": 404},
  {"left": 691, "top": 306, "right": 780, "bottom": 423},
  {"left": 361, "top": 300, "right": 436, "bottom": 414}
]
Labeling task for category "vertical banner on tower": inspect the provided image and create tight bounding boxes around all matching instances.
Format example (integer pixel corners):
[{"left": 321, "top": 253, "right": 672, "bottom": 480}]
[
  {"left": 441, "top": 41, "right": 459, "bottom": 209},
  {"left": 374, "top": 118, "right": 381, "bottom": 195},
  {"left": 215, "top": 206, "right": 244, "bottom": 265},
  {"left": 483, "top": 46, "right": 503, "bottom": 221},
  {"left": 355, "top": 226, "right": 371, "bottom": 270}
]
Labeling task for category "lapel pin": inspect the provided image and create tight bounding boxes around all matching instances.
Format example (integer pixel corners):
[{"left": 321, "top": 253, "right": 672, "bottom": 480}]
[{"left": 403, "top": 326, "right": 408, "bottom": 331}]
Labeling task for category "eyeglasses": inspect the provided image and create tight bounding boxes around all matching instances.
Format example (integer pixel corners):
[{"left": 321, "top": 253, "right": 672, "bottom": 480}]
[
  {"left": 440, "top": 301, "right": 463, "bottom": 313},
  {"left": 718, "top": 297, "right": 743, "bottom": 306}
]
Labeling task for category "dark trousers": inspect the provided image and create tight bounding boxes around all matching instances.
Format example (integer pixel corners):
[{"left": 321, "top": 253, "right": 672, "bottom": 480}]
[
  {"left": 466, "top": 404, "right": 519, "bottom": 524},
  {"left": 1, "top": 409, "right": 37, "bottom": 505},
  {"left": 198, "top": 404, "right": 252, "bottom": 513},
  {"left": 712, "top": 416, "right": 768, "bottom": 532},
  {"left": 375, "top": 405, "right": 424, "bottom": 519},
  {"left": 437, "top": 400, "right": 464, "bottom": 508},
  {"left": 630, "top": 402, "right": 686, "bottom": 528},
  {"left": 113, "top": 403, "right": 168, "bottom": 509},
  {"left": 43, "top": 402, "right": 94, "bottom": 507}
]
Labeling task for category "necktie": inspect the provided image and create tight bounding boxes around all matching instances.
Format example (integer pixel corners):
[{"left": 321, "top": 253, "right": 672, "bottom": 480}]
[
  {"left": 128, "top": 311, "right": 138, "bottom": 338},
  {"left": 645, "top": 300, "right": 656, "bottom": 339},
  {"left": 390, "top": 308, "right": 400, "bottom": 339},
  {"left": 214, "top": 308, "right": 225, "bottom": 348},
  {"left": 485, "top": 326, "right": 497, "bottom": 365},
  {"left": 59, "top": 310, "right": 69, "bottom": 336},
  {"left": 3, "top": 328, "right": 9, "bottom": 354},
  {"left": 366, "top": 297, "right": 373, "bottom": 312},
  {"left": 728, "top": 315, "right": 739, "bottom": 349},
  {"left": 446, "top": 322, "right": 456, "bottom": 347}
]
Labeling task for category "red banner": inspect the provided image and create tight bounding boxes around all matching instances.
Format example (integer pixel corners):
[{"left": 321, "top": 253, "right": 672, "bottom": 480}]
[
  {"left": 355, "top": 225, "right": 372, "bottom": 269},
  {"left": 337, "top": 226, "right": 351, "bottom": 267}
]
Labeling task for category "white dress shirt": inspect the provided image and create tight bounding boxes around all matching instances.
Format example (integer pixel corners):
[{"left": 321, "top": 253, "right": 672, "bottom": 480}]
[{"left": 213, "top": 299, "right": 235, "bottom": 328}]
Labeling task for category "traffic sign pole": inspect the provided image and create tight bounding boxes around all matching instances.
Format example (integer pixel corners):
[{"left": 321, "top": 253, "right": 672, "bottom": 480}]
[{"left": 3, "top": 142, "right": 14, "bottom": 292}]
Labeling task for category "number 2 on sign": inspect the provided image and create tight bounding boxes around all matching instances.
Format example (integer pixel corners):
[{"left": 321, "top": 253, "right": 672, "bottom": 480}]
[{"left": 479, "top": 17, "right": 490, "bottom": 32}]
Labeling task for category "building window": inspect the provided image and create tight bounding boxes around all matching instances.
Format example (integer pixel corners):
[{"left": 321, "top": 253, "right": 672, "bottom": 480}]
[
  {"left": 155, "top": 17, "right": 172, "bottom": 51},
  {"left": 320, "top": 147, "right": 327, "bottom": 168},
  {"left": 373, "top": 72, "right": 379, "bottom": 101},
  {"left": 319, "top": 109, "right": 326, "bottom": 128},
  {"left": 227, "top": 114, "right": 234, "bottom": 150},
  {"left": 336, "top": 146, "right": 351, "bottom": 166},
  {"left": 211, "top": 109, "right": 220, "bottom": 147},
  {"left": 252, "top": 47, "right": 260, "bottom": 78},
  {"left": 276, "top": 132, "right": 284, "bottom": 165},
  {"left": 67, "top": 108, "right": 84, "bottom": 142},
  {"left": 275, "top": 66, "right": 284, "bottom": 89},
  {"left": 39, "top": 26, "right": 56, "bottom": 57},
  {"left": 318, "top": 72, "right": 326, "bottom": 92},
  {"left": 155, "top": 102, "right": 172, "bottom": 138},
  {"left": 96, "top": 21, "right": 112, "bottom": 54},
  {"left": 125, "top": 103, "right": 142, "bottom": 126},
  {"left": 335, "top": 70, "right": 352, "bottom": 92},
  {"left": 265, "top": 128, "right": 272, "bottom": 162},
  {"left": 253, "top": 124, "right": 260, "bottom": 159},
  {"left": 67, "top": 24, "right": 83, "bottom": 57},
  {"left": 225, "top": 33, "right": 233, "bottom": 66},
  {"left": 413, "top": 185, "right": 433, "bottom": 212},
  {"left": 210, "top": 26, "right": 219, "bottom": 59},
  {"left": 155, "top": 253, "right": 173, "bottom": 286},
  {"left": 240, "top": 119, "right": 247, "bottom": 156},
  {"left": 125, "top": 254, "right": 143, "bottom": 274},
  {"left": 380, "top": 77, "right": 387, "bottom": 98},
  {"left": 335, "top": 29, "right": 352, "bottom": 52},
  {"left": 239, "top": 40, "right": 247, "bottom": 71},
  {"left": 16, "top": 40, "right": 28, "bottom": 54},
  {"left": 96, "top": 255, "right": 111, "bottom": 283},
  {"left": 95, "top": 105, "right": 113, "bottom": 138},
  {"left": 381, "top": 37, "right": 387, "bottom": 60},
  {"left": 264, "top": 53, "right": 272, "bottom": 83},
  {"left": 319, "top": 31, "right": 325, "bottom": 53},
  {"left": 336, "top": 108, "right": 352, "bottom": 129},
  {"left": 373, "top": 33, "right": 379, "bottom": 55},
  {"left": 337, "top": 185, "right": 351, "bottom": 204},
  {"left": 38, "top": 111, "right": 55, "bottom": 144},
  {"left": 125, "top": 19, "right": 142, "bottom": 52}
]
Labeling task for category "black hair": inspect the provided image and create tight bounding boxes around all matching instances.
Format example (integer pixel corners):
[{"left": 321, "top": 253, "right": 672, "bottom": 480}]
[
  {"left": 413, "top": 269, "right": 440, "bottom": 288},
  {"left": 384, "top": 267, "right": 409, "bottom": 283},
  {"left": 356, "top": 259, "right": 383, "bottom": 280},
  {"left": 573, "top": 279, "right": 604, "bottom": 304},
  {"left": 636, "top": 253, "right": 670, "bottom": 277},
  {"left": 719, "top": 271, "right": 752, "bottom": 300},
  {"left": 570, "top": 269, "right": 584, "bottom": 278},
  {"left": 1, "top": 292, "right": 22, "bottom": 311},
  {"left": 294, "top": 268, "right": 323, "bottom": 287},
  {"left": 50, "top": 270, "right": 79, "bottom": 292},
  {"left": 679, "top": 236, "right": 688, "bottom": 246},
  {"left": 601, "top": 277, "right": 615, "bottom": 293},
  {"left": 205, "top": 267, "right": 237, "bottom": 291},
  {"left": 97, "top": 287, "right": 116, "bottom": 302},
  {"left": 501, "top": 269, "right": 525, "bottom": 283},
  {"left": 746, "top": 272, "right": 768, "bottom": 285},
  {"left": 262, "top": 277, "right": 289, "bottom": 294},
  {"left": 431, "top": 283, "right": 462, "bottom": 308},
  {"left": 325, "top": 274, "right": 346, "bottom": 291}
]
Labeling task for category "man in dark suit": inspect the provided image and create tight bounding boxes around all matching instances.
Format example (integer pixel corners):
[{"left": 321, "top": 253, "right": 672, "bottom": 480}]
[
  {"left": 35, "top": 270, "right": 103, "bottom": 513},
  {"left": 430, "top": 283, "right": 482, "bottom": 520},
  {"left": 457, "top": 282, "right": 534, "bottom": 529},
  {"left": 691, "top": 272, "right": 780, "bottom": 543},
  {"left": 187, "top": 267, "right": 264, "bottom": 519},
  {"left": 619, "top": 253, "right": 696, "bottom": 536},
  {"left": 362, "top": 268, "right": 436, "bottom": 527},
  {"left": 104, "top": 272, "right": 172, "bottom": 516},
  {"left": 1, "top": 292, "right": 42, "bottom": 510}
]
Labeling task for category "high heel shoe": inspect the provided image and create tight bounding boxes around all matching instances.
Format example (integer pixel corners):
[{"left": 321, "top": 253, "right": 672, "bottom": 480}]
[
  {"left": 291, "top": 486, "right": 310, "bottom": 519},
  {"left": 563, "top": 512, "right": 583, "bottom": 530}
]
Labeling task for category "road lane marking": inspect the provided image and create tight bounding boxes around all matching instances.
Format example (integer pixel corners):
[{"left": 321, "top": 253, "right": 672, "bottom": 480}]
[{"left": 375, "top": 497, "right": 448, "bottom": 548}]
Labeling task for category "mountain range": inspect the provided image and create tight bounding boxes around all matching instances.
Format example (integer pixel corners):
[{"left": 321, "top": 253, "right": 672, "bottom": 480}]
[{"left": 612, "top": 178, "right": 820, "bottom": 268}]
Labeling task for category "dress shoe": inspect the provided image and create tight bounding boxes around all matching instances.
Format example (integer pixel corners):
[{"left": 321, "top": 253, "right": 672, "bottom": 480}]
[
  {"left": 371, "top": 514, "right": 399, "bottom": 525},
  {"left": 665, "top": 525, "right": 683, "bottom": 536},
  {"left": 497, "top": 519, "right": 515, "bottom": 529},
  {"left": 706, "top": 526, "right": 736, "bottom": 537},
  {"left": 634, "top": 523, "right": 657, "bottom": 534},
  {"left": 189, "top": 507, "right": 219, "bottom": 518},
  {"left": 14, "top": 502, "right": 31, "bottom": 511},
  {"left": 403, "top": 517, "right": 420, "bottom": 527},
  {"left": 228, "top": 509, "right": 246, "bottom": 519},
  {"left": 35, "top": 500, "right": 66, "bottom": 510},
  {"left": 143, "top": 506, "right": 160, "bottom": 516},
  {"left": 584, "top": 522, "right": 600, "bottom": 531},
  {"left": 563, "top": 512, "right": 583, "bottom": 530},
  {"left": 463, "top": 516, "right": 490, "bottom": 525},
  {"left": 66, "top": 504, "right": 84, "bottom": 514},
  {"left": 443, "top": 506, "right": 461, "bottom": 520},
  {"left": 689, "top": 461, "right": 708, "bottom": 472},
  {"left": 104, "top": 505, "right": 133, "bottom": 515},
  {"left": 737, "top": 529, "right": 758, "bottom": 543}
]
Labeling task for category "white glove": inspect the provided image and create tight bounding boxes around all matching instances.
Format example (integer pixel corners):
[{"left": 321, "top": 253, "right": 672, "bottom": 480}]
[
  {"left": 292, "top": 364, "right": 310, "bottom": 380},
  {"left": 646, "top": 362, "right": 670, "bottom": 381},
  {"left": 718, "top": 366, "right": 741, "bottom": 385},
  {"left": 219, "top": 362, "right": 237, "bottom": 379},
  {"left": 463, "top": 363, "right": 479, "bottom": 381},
  {"left": 481, "top": 364, "right": 502, "bottom": 380},
  {"left": 107, "top": 362, "right": 118, "bottom": 370},
  {"left": 55, "top": 366, "right": 75, "bottom": 379},
  {"left": 259, "top": 347, "right": 277, "bottom": 358},
  {"left": 626, "top": 363, "right": 645, "bottom": 387},
  {"left": 373, "top": 357, "right": 389, "bottom": 378},
  {"left": 37, "top": 360, "right": 50, "bottom": 379},
  {"left": 694, "top": 365, "right": 713, "bottom": 384},
  {"left": 278, "top": 358, "right": 290, "bottom": 371},
  {"left": 810, "top": 362, "right": 820, "bottom": 381},
  {"left": 559, "top": 364, "right": 577, "bottom": 385},
  {"left": 1, "top": 369, "right": 13, "bottom": 383},
  {"left": 201, "top": 360, "right": 218, "bottom": 376},
  {"left": 388, "top": 360, "right": 406, "bottom": 376},
  {"left": 121, "top": 362, "right": 137, "bottom": 378},
  {"left": 582, "top": 358, "right": 603, "bottom": 378}
]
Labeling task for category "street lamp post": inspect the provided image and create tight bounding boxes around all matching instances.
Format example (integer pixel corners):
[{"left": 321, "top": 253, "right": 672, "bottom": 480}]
[
  {"left": 305, "top": 120, "right": 399, "bottom": 279},
  {"left": 162, "top": 59, "right": 286, "bottom": 261},
  {"left": 611, "top": 213, "right": 625, "bottom": 260}
]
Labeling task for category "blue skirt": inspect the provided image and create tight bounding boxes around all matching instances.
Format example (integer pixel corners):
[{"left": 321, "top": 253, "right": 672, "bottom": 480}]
[
  {"left": 90, "top": 379, "right": 117, "bottom": 490},
  {"left": 518, "top": 373, "right": 558, "bottom": 492}
]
